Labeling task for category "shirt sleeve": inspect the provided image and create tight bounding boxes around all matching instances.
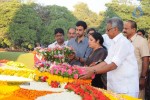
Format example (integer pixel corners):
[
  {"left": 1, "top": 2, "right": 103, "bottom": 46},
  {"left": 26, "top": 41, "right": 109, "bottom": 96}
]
[
  {"left": 139, "top": 39, "right": 150, "bottom": 57},
  {"left": 83, "top": 46, "right": 92, "bottom": 61},
  {"left": 105, "top": 41, "right": 131, "bottom": 67}
]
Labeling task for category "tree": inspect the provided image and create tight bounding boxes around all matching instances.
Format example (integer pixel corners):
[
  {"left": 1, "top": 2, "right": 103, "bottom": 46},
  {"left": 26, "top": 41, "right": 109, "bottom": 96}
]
[
  {"left": 35, "top": 5, "right": 77, "bottom": 46},
  {"left": 98, "top": 0, "right": 150, "bottom": 36},
  {"left": 73, "top": 2, "right": 102, "bottom": 28},
  {"left": 0, "top": 0, "right": 21, "bottom": 48},
  {"left": 0, "top": 1, "right": 77, "bottom": 49},
  {"left": 8, "top": 3, "right": 42, "bottom": 50}
]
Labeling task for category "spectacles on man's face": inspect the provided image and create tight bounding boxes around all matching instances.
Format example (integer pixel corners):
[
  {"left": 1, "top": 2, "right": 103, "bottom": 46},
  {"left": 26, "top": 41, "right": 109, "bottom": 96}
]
[{"left": 106, "top": 27, "right": 114, "bottom": 32}]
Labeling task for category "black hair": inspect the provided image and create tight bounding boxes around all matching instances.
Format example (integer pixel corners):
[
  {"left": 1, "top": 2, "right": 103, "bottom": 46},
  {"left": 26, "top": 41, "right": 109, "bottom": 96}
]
[
  {"left": 76, "top": 21, "right": 87, "bottom": 29},
  {"left": 54, "top": 28, "right": 64, "bottom": 35},
  {"left": 90, "top": 32, "right": 107, "bottom": 50},
  {"left": 137, "top": 29, "right": 145, "bottom": 36},
  {"left": 127, "top": 20, "right": 137, "bottom": 30},
  {"left": 87, "top": 28, "right": 96, "bottom": 34}
]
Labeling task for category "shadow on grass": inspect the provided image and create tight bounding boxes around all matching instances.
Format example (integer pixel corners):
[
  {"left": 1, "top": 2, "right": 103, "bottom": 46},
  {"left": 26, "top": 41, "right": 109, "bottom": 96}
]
[{"left": 0, "top": 51, "right": 24, "bottom": 61}]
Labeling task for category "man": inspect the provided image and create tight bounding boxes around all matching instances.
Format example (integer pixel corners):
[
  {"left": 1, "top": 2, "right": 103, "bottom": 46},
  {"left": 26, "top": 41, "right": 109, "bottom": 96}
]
[
  {"left": 137, "top": 29, "right": 146, "bottom": 38},
  {"left": 48, "top": 28, "right": 67, "bottom": 48},
  {"left": 67, "top": 21, "right": 92, "bottom": 66},
  {"left": 123, "top": 20, "right": 150, "bottom": 99},
  {"left": 66, "top": 27, "right": 76, "bottom": 44},
  {"left": 81, "top": 17, "right": 139, "bottom": 97}
]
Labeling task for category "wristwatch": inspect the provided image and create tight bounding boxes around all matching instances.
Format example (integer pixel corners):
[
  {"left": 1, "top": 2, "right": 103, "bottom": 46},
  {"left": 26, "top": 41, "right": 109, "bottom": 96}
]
[
  {"left": 93, "top": 69, "right": 97, "bottom": 74},
  {"left": 140, "top": 76, "right": 147, "bottom": 79}
]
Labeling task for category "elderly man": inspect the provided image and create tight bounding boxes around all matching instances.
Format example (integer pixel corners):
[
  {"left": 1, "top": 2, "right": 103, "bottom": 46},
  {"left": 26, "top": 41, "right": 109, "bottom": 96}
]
[
  {"left": 65, "top": 27, "right": 76, "bottom": 44},
  {"left": 81, "top": 17, "right": 139, "bottom": 97}
]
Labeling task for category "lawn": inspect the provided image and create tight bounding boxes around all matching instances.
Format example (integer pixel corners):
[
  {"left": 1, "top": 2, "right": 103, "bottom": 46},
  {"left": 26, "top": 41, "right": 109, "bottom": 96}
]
[{"left": 0, "top": 51, "right": 34, "bottom": 69}]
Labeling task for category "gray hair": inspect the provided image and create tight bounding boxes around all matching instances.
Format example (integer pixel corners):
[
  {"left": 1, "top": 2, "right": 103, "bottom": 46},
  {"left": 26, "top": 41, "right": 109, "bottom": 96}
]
[{"left": 106, "top": 17, "right": 123, "bottom": 32}]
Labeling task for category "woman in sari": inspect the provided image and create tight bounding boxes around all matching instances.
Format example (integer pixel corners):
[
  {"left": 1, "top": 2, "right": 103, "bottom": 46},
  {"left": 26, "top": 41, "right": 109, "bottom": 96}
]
[{"left": 85, "top": 32, "right": 108, "bottom": 88}]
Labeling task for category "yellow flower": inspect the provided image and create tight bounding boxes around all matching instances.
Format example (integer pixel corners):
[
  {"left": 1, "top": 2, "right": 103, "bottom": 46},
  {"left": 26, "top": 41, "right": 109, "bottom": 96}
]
[
  {"left": 0, "top": 85, "right": 20, "bottom": 94},
  {"left": 34, "top": 75, "right": 39, "bottom": 81},
  {"left": 120, "top": 94, "right": 142, "bottom": 100}
]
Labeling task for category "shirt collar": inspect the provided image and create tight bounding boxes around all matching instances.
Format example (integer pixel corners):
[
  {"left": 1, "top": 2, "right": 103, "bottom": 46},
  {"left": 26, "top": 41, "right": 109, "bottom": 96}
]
[
  {"left": 112, "top": 33, "right": 123, "bottom": 43},
  {"left": 54, "top": 41, "right": 66, "bottom": 46},
  {"left": 75, "top": 37, "right": 86, "bottom": 43},
  {"left": 130, "top": 34, "right": 137, "bottom": 42}
]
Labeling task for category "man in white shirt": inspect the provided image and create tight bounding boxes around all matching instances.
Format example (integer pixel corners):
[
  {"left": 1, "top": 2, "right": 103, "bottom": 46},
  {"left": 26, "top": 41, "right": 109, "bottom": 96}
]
[
  {"left": 48, "top": 28, "right": 67, "bottom": 48},
  {"left": 81, "top": 17, "right": 139, "bottom": 97}
]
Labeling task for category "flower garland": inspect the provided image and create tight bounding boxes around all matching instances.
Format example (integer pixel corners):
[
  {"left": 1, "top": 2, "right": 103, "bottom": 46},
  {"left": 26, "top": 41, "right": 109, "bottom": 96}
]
[
  {"left": 34, "top": 70, "right": 92, "bottom": 88},
  {"left": 50, "top": 63, "right": 87, "bottom": 79},
  {"left": 34, "top": 46, "right": 74, "bottom": 63},
  {"left": 98, "top": 88, "right": 141, "bottom": 100},
  {"left": 65, "top": 82, "right": 110, "bottom": 100},
  {"left": 35, "top": 62, "right": 94, "bottom": 79},
  {"left": 6, "top": 61, "right": 27, "bottom": 68},
  {"left": 0, "top": 59, "right": 9, "bottom": 63},
  {"left": 1, "top": 88, "right": 54, "bottom": 100},
  {"left": 0, "top": 67, "right": 35, "bottom": 78}
]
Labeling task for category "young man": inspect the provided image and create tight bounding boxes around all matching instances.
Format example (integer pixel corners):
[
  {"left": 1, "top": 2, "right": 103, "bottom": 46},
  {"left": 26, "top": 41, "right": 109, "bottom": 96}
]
[
  {"left": 67, "top": 21, "right": 92, "bottom": 66},
  {"left": 81, "top": 17, "right": 139, "bottom": 97},
  {"left": 123, "top": 20, "right": 150, "bottom": 99},
  {"left": 48, "top": 28, "right": 67, "bottom": 48}
]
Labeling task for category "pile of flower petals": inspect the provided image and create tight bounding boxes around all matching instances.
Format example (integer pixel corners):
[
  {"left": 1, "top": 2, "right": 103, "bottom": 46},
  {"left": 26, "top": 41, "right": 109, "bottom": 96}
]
[{"left": 65, "top": 82, "right": 110, "bottom": 100}]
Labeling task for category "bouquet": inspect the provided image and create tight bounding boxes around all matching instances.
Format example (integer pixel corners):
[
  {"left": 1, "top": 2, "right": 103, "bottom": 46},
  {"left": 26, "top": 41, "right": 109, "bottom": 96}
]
[
  {"left": 34, "top": 46, "right": 74, "bottom": 64},
  {"left": 50, "top": 63, "right": 86, "bottom": 79}
]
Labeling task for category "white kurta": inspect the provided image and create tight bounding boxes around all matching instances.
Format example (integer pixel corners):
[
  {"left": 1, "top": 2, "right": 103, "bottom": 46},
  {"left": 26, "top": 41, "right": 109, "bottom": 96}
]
[{"left": 104, "top": 33, "right": 139, "bottom": 96}]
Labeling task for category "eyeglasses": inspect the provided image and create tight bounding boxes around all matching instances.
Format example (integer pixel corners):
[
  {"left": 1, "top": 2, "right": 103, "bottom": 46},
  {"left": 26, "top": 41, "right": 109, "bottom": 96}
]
[{"left": 106, "top": 28, "right": 114, "bottom": 32}]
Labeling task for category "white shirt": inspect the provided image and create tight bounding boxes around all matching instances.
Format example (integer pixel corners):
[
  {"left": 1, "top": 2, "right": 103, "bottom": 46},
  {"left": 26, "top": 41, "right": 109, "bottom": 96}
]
[
  {"left": 102, "top": 34, "right": 112, "bottom": 50},
  {"left": 65, "top": 40, "right": 68, "bottom": 45},
  {"left": 105, "top": 33, "right": 139, "bottom": 94},
  {"left": 48, "top": 41, "right": 67, "bottom": 48}
]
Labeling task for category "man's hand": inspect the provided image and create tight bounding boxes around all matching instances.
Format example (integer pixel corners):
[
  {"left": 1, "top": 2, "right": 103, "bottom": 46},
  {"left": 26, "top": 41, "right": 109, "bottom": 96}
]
[
  {"left": 68, "top": 53, "right": 76, "bottom": 61},
  {"left": 139, "top": 78, "right": 146, "bottom": 90},
  {"left": 80, "top": 67, "right": 94, "bottom": 79}
]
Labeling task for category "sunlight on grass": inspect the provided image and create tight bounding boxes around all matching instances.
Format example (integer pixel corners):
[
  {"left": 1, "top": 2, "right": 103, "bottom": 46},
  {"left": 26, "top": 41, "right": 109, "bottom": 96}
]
[
  {"left": 16, "top": 53, "right": 34, "bottom": 69},
  {"left": 0, "top": 51, "right": 34, "bottom": 69}
]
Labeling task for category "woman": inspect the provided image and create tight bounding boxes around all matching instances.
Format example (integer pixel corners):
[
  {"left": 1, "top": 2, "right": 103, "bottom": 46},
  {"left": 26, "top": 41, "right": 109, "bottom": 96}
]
[{"left": 85, "top": 32, "right": 108, "bottom": 88}]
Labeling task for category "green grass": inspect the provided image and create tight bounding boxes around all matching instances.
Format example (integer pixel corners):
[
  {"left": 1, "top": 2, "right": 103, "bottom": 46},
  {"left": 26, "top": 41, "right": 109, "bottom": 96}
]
[{"left": 0, "top": 51, "right": 34, "bottom": 69}]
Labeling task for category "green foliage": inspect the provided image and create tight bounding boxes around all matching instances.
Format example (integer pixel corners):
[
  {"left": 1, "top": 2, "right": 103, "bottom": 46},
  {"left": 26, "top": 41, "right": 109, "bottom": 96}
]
[
  {"left": 0, "top": 0, "right": 21, "bottom": 47},
  {"left": 8, "top": 3, "right": 42, "bottom": 50},
  {"left": 0, "top": 0, "right": 77, "bottom": 50},
  {"left": 98, "top": 0, "right": 150, "bottom": 35},
  {"left": 73, "top": 2, "right": 103, "bottom": 28},
  {"left": 37, "top": 5, "right": 77, "bottom": 45}
]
